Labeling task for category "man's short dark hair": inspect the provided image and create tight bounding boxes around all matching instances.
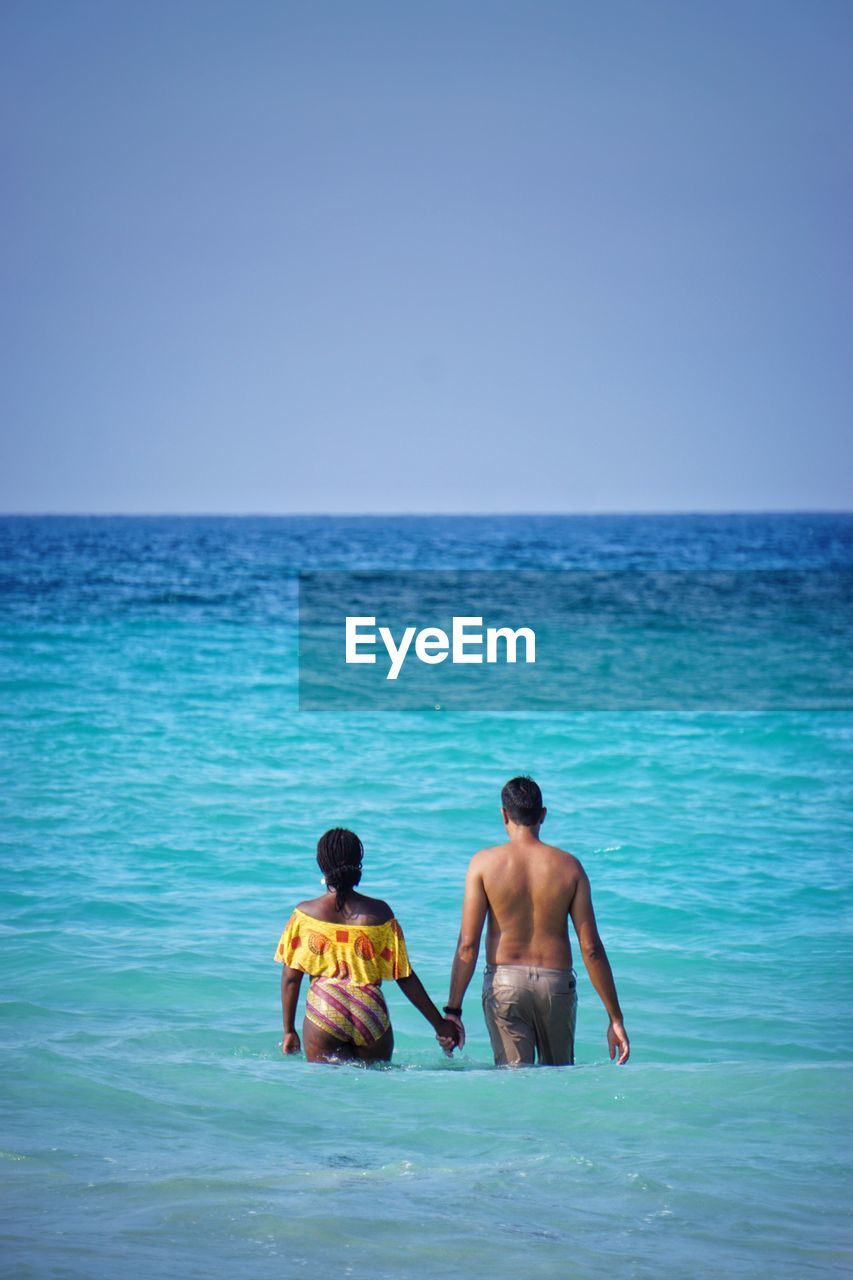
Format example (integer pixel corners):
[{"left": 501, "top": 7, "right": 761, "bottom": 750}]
[{"left": 501, "top": 776, "right": 544, "bottom": 826}]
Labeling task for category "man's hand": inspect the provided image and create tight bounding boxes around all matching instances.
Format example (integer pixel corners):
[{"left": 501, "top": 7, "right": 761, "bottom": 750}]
[
  {"left": 282, "top": 1031, "right": 301, "bottom": 1055},
  {"left": 607, "top": 1018, "right": 629, "bottom": 1065},
  {"left": 435, "top": 1016, "right": 463, "bottom": 1056},
  {"left": 443, "top": 1012, "right": 465, "bottom": 1051}
]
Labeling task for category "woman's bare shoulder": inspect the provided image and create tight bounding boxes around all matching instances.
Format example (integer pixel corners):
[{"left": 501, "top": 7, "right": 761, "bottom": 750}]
[
  {"left": 293, "top": 895, "right": 328, "bottom": 919},
  {"left": 290, "top": 894, "right": 394, "bottom": 925},
  {"left": 351, "top": 893, "right": 394, "bottom": 925}
]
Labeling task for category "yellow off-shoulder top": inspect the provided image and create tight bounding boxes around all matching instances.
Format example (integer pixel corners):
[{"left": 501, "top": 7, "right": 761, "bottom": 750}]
[{"left": 273, "top": 908, "right": 412, "bottom": 984}]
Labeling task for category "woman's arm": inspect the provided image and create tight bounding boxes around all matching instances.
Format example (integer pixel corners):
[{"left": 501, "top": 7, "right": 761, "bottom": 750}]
[
  {"left": 281, "top": 965, "right": 304, "bottom": 1055},
  {"left": 397, "top": 971, "right": 461, "bottom": 1050}
]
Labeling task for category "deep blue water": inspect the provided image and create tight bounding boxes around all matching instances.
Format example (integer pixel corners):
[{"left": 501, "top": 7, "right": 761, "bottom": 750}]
[{"left": 1, "top": 514, "right": 851, "bottom": 1279}]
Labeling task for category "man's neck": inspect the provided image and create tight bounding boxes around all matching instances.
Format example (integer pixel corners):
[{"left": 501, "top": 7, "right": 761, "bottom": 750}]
[{"left": 506, "top": 823, "right": 541, "bottom": 844}]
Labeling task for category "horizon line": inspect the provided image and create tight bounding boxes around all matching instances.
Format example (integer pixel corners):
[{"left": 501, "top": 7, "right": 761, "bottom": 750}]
[{"left": 0, "top": 509, "right": 851, "bottom": 519}]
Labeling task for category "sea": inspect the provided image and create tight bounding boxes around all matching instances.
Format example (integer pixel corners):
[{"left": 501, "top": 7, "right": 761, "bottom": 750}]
[{"left": 1, "top": 513, "right": 851, "bottom": 1279}]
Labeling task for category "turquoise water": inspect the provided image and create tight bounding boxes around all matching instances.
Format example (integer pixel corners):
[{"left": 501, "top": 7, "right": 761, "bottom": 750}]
[{"left": 1, "top": 515, "right": 852, "bottom": 1278}]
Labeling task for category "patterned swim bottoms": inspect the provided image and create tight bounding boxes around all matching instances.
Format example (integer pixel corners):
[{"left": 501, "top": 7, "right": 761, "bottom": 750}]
[{"left": 305, "top": 977, "right": 390, "bottom": 1047}]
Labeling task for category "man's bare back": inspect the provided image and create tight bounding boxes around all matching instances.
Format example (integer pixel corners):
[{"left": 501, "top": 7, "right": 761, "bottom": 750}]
[{"left": 474, "top": 837, "right": 581, "bottom": 969}]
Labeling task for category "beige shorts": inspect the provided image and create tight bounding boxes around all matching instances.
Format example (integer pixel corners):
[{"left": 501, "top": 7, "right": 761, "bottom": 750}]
[{"left": 482, "top": 964, "right": 577, "bottom": 1066}]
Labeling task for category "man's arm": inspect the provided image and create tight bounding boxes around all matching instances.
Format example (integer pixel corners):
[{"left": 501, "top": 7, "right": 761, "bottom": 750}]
[
  {"left": 569, "top": 868, "right": 630, "bottom": 1065},
  {"left": 281, "top": 965, "right": 304, "bottom": 1055},
  {"left": 446, "top": 856, "right": 490, "bottom": 1033}
]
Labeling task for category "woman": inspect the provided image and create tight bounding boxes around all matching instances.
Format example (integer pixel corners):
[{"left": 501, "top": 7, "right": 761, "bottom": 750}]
[{"left": 275, "top": 828, "right": 460, "bottom": 1063}]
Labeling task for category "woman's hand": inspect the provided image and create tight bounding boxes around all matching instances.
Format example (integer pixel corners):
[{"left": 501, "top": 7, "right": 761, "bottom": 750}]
[{"left": 282, "top": 1030, "right": 301, "bottom": 1055}]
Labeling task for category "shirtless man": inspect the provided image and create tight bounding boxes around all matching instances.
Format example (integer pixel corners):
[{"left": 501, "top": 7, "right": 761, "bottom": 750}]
[{"left": 444, "top": 776, "right": 629, "bottom": 1066}]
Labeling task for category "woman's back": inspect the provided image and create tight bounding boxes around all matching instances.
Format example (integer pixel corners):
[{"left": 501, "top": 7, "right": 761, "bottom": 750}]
[{"left": 278, "top": 827, "right": 459, "bottom": 1063}]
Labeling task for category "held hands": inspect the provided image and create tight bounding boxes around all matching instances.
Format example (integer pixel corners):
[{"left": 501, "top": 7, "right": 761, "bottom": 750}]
[
  {"left": 435, "top": 1015, "right": 464, "bottom": 1056},
  {"left": 443, "top": 1012, "right": 465, "bottom": 1051},
  {"left": 607, "top": 1018, "right": 630, "bottom": 1065},
  {"left": 282, "top": 1030, "right": 301, "bottom": 1055}
]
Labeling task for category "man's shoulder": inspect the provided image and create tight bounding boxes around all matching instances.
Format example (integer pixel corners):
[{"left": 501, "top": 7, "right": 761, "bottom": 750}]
[
  {"left": 532, "top": 843, "right": 585, "bottom": 888},
  {"left": 470, "top": 842, "right": 510, "bottom": 866},
  {"left": 540, "top": 841, "right": 583, "bottom": 869},
  {"left": 470, "top": 841, "right": 582, "bottom": 865}
]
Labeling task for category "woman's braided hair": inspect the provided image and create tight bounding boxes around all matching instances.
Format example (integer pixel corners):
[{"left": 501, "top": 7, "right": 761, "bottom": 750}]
[{"left": 317, "top": 828, "right": 364, "bottom": 911}]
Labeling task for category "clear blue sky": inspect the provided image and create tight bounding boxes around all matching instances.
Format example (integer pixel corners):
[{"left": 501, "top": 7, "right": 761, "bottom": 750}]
[{"left": 2, "top": 0, "right": 850, "bottom": 513}]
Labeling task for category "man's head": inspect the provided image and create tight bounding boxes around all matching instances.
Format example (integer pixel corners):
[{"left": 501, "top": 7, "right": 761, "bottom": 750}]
[{"left": 500, "top": 775, "right": 546, "bottom": 829}]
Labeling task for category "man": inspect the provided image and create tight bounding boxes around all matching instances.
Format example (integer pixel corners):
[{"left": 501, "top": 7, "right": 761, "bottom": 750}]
[{"left": 443, "top": 776, "right": 629, "bottom": 1066}]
